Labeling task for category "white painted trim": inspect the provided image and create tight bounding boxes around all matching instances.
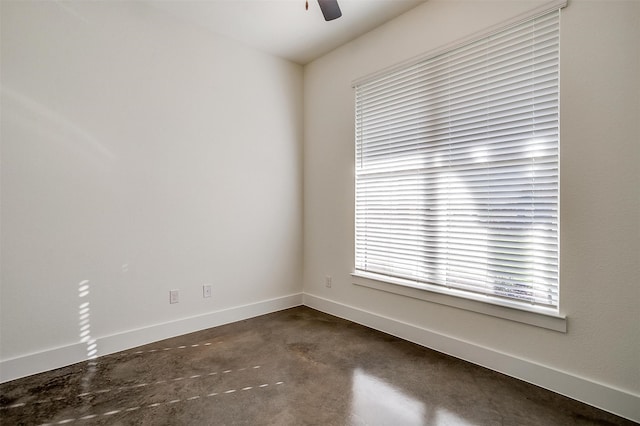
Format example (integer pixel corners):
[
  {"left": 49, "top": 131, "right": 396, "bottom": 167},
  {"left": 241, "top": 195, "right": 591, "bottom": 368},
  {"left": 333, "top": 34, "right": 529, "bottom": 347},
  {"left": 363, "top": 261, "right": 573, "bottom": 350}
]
[
  {"left": 303, "top": 293, "right": 640, "bottom": 423},
  {"left": 3, "top": 291, "right": 638, "bottom": 423},
  {"left": 352, "top": 273, "right": 567, "bottom": 332},
  {"left": 0, "top": 293, "right": 303, "bottom": 383},
  {"left": 352, "top": 0, "right": 568, "bottom": 88}
]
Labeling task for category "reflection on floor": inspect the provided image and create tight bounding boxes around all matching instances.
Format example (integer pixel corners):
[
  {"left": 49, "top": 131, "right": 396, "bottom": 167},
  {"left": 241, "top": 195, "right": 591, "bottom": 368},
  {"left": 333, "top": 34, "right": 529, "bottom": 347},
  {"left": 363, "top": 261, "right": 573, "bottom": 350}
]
[{"left": 0, "top": 307, "right": 634, "bottom": 425}]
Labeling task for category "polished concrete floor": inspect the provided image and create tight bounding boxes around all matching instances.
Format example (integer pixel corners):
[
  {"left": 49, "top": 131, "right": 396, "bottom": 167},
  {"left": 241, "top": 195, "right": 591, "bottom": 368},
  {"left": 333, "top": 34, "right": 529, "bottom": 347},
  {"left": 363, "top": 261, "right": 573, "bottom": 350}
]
[{"left": 0, "top": 306, "right": 634, "bottom": 425}]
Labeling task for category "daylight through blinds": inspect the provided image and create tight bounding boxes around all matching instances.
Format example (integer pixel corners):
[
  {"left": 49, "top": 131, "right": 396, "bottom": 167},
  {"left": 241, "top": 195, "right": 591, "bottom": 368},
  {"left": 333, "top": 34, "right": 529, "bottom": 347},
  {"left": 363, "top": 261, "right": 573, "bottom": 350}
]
[{"left": 354, "top": 10, "right": 560, "bottom": 311}]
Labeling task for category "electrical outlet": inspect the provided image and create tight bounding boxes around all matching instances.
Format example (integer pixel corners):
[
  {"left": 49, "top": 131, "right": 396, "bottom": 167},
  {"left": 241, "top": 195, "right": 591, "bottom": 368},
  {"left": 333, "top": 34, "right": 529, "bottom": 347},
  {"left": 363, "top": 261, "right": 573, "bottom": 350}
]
[
  {"left": 203, "top": 284, "right": 212, "bottom": 298},
  {"left": 325, "top": 275, "right": 332, "bottom": 288},
  {"left": 169, "top": 289, "right": 179, "bottom": 304}
]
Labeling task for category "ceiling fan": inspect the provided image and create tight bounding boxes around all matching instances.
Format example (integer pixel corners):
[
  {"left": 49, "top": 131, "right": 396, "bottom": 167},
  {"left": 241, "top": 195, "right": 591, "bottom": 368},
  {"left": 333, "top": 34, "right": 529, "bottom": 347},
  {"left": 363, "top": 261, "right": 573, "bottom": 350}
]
[{"left": 306, "top": 0, "right": 342, "bottom": 21}]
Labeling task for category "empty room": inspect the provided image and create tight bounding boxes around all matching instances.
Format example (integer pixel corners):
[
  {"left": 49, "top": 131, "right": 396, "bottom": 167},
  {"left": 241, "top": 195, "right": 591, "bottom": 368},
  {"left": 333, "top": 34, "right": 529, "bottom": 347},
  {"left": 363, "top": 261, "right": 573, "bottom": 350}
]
[{"left": 1, "top": 0, "right": 638, "bottom": 424}]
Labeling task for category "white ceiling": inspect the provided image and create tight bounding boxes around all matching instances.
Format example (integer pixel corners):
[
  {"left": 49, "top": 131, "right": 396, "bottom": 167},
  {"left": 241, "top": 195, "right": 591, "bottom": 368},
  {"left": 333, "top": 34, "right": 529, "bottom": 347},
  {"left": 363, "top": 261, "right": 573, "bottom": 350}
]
[{"left": 148, "top": 0, "right": 426, "bottom": 65}]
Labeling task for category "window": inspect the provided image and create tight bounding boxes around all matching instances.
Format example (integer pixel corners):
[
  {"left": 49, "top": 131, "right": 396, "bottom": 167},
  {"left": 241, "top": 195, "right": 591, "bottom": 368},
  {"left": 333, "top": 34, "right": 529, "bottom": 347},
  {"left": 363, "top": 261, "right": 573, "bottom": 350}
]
[{"left": 354, "top": 10, "right": 560, "bottom": 314}]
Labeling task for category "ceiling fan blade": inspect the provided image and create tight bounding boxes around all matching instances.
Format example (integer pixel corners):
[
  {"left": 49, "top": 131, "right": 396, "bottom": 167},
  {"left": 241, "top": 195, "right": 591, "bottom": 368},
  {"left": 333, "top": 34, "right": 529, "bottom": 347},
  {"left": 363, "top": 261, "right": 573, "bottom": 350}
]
[{"left": 317, "top": 0, "right": 342, "bottom": 21}]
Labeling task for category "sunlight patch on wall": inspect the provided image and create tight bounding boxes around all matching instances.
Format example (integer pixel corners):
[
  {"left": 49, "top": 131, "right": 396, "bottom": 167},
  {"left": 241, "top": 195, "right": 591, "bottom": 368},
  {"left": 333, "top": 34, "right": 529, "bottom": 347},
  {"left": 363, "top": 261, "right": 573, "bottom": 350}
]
[
  {"left": 78, "top": 280, "right": 98, "bottom": 395},
  {"left": 78, "top": 280, "right": 97, "bottom": 360}
]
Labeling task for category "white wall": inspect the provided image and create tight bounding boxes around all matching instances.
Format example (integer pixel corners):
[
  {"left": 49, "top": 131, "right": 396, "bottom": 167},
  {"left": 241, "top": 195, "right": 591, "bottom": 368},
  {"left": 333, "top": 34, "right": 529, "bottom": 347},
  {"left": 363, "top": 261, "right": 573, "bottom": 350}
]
[
  {"left": 304, "top": 0, "right": 639, "bottom": 420},
  {"left": 1, "top": 1, "right": 303, "bottom": 375}
]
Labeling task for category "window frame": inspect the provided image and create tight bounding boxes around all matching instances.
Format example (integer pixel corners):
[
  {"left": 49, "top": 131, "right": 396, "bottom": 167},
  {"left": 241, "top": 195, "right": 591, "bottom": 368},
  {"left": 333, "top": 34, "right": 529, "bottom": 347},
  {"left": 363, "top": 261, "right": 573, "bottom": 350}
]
[{"left": 352, "top": 1, "right": 568, "bottom": 331}]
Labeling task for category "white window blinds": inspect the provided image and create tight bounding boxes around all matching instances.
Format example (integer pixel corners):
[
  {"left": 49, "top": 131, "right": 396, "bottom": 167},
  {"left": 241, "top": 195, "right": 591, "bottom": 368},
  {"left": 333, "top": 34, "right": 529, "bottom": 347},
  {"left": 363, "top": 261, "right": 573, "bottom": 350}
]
[{"left": 354, "top": 10, "right": 560, "bottom": 311}]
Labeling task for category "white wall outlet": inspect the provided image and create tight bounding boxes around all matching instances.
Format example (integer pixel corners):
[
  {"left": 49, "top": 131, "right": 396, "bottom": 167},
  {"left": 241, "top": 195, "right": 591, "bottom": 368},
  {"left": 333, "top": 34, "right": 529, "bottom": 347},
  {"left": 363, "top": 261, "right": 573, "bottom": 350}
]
[
  {"left": 325, "top": 275, "right": 332, "bottom": 288},
  {"left": 169, "top": 289, "right": 179, "bottom": 304},
  {"left": 203, "top": 284, "right": 212, "bottom": 298}
]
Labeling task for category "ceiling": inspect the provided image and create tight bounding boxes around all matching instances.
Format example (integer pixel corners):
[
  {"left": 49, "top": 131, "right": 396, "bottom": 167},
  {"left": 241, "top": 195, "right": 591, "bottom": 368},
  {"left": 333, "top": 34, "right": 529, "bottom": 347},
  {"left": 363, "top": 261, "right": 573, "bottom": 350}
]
[{"left": 147, "top": 0, "right": 426, "bottom": 65}]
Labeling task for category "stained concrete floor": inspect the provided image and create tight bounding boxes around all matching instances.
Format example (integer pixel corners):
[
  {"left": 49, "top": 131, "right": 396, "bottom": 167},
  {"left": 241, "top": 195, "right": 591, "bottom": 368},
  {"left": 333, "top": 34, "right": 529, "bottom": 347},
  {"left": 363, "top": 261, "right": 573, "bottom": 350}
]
[{"left": 0, "top": 306, "right": 634, "bottom": 426}]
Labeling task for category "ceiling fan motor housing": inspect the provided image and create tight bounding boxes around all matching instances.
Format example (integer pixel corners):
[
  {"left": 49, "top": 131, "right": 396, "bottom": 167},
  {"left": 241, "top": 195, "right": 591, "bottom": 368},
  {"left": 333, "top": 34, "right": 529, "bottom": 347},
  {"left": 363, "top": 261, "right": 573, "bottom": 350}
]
[{"left": 318, "top": 0, "right": 342, "bottom": 21}]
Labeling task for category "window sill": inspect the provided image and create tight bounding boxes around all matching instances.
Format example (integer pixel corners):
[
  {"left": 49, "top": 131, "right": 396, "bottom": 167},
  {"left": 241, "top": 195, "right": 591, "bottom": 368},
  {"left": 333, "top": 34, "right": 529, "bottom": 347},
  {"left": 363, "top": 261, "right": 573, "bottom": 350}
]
[{"left": 351, "top": 272, "right": 567, "bottom": 333}]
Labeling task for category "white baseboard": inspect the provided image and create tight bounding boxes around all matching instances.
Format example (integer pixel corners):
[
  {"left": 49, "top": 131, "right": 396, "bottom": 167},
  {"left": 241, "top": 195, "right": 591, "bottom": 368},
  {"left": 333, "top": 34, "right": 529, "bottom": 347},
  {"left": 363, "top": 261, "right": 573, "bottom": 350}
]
[
  {"left": 3, "top": 291, "right": 637, "bottom": 423},
  {"left": 303, "top": 293, "right": 640, "bottom": 423},
  {"left": 0, "top": 293, "right": 303, "bottom": 383}
]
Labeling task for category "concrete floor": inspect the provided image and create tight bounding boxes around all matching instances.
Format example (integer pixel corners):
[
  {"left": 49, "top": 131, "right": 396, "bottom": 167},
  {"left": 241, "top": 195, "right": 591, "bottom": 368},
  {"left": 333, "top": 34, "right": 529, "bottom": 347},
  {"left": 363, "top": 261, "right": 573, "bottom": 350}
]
[{"left": 0, "top": 306, "right": 634, "bottom": 425}]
